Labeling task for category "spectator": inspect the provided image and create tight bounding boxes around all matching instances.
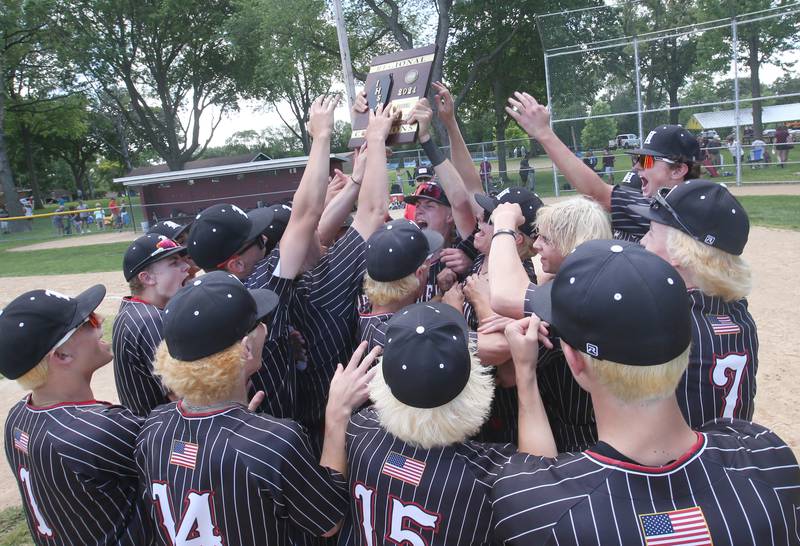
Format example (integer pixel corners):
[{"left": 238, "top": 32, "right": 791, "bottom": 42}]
[
  {"left": 774, "top": 124, "right": 793, "bottom": 168},
  {"left": 23, "top": 201, "right": 33, "bottom": 231},
  {"left": 479, "top": 157, "right": 492, "bottom": 188},
  {"left": 94, "top": 202, "right": 105, "bottom": 230},
  {"left": 582, "top": 150, "right": 598, "bottom": 172},
  {"left": 601, "top": 148, "right": 615, "bottom": 183},
  {"left": 78, "top": 201, "right": 90, "bottom": 233},
  {"left": 727, "top": 136, "right": 744, "bottom": 166},
  {"left": 0, "top": 206, "right": 9, "bottom": 234},
  {"left": 109, "top": 197, "right": 120, "bottom": 228},
  {"left": 519, "top": 155, "right": 534, "bottom": 190},
  {"left": 53, "top": 206, "right": 65, "bottom": 236},
  {"left": 707, "top": 136, "right": 722, "bottom": 165}
]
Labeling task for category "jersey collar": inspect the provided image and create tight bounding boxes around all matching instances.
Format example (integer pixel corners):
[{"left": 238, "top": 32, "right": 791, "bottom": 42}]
[{"left": 584, "top": 431, "right": 706, "bottom": 475}]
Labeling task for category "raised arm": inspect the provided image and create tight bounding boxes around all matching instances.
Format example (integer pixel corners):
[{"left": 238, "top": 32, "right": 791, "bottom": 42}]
[
  {"left": 277, "top": 95, "right": 339, "bottom": 278},
  {"left": 317, "top": 145, "right": 367, "bottom": 246},
  {"left": 488, "top": 203, "right": 534, "bottom": 319},
  {"left": 407, "top": 99, "right": 476, "bottom": 240},
  {"left": 507, "top": 92, "right": 613, "bottom": 210},
  {"left": 433, "top": 82, "right": 483, "bottom": 214}
]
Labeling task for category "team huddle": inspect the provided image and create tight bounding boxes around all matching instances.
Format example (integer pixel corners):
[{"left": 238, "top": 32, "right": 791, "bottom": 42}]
[{"left": 1, "top": 85, "right": 798, "bottom": 546}]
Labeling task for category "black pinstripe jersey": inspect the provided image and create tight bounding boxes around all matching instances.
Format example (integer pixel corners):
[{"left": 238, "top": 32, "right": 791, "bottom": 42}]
[
  {"left": 5, "top": 397, "right": 148, "bottom": 545},
  {"left": 358, "top": 312, "right": 392, "bottom": 352},
  {"left": 523, "top": 281, "right": 597, "bottom": 452},
  {"left": 244, "top": 248, "right": 297, "bottom": 419},
  {"left": 610, "top": 184, "right": 650, "bottom": 243},
  {"left": 292, "top": 227, "right": 366, "bottom": 431},
  {"left": 680, "top": 290, "right": 759, "bottom": 428},
  {"left": 338, "top": 408, "right": 516, "bottom": 546},
  {"left": 491, "top": 419, "right": 800, "bottom": 545},
  {"left": 112, "top": 297, "right": 170, "bottom": 416},
  {"left": 422, "top": 235, "right": 478, "bottom": 303},
  {"left": 136, "top": 401, "right": 349, "bottom": 546}
]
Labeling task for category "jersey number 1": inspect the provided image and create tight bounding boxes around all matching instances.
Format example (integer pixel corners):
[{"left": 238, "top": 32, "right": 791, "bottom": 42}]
[
  {"left": 354, "top": 483, "right": 440, "bottom": 546},
  {"left": 18, "top": 467, "right": 54, "bottom": 538},
  {"left": 152, "top": 482, "right": 223, "bottom": 546},
  {"left": 711, "top": 352, "right": 748, "bottom": 419}
]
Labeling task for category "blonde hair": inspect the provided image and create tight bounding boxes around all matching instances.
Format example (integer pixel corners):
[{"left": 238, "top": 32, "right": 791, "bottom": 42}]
[
  {"left": 369, "top": 355, "right": 495, "bottom": 448},
  {"left": 155, "top": 340, "right": 242, "bottom": 405},
  {"left": 583, "top": 346, "right": 690, "bottom": 404},
  {"left": 665, "top": 227, "right": 751, "bottom": 301},
  {"left": 363, "top": 272, "right": 419, "bottom": 306},
  {"left": 535, "top": 197, "right": 612, "bottom": 256},
  {"left": 17, "top": 358, "right": 49, "bottom": 390},
  {"left": 517, "top": 232, "right": 537, "bottom": 260}
]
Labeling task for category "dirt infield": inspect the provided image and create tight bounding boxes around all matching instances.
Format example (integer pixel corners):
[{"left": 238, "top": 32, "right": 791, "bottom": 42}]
[
  {"left": 7, "top": 230, "right": 137, "bottom": 252},
  {"left": 0, "top": 222, "right": 798, "bottom": 510}
]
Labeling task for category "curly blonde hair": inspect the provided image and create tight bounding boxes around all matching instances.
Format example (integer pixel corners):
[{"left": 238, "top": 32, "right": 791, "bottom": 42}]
[
  {"left": 154, "top": 341, "right": 242, "bottom": 405},
  {"left": 363, "top": 272, "right": 420, "bottom": 307}
]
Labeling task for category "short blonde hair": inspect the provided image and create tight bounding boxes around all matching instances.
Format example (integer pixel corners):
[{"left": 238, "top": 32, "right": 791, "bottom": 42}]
[
  {"left": 665, "top": 227, "right": 751, "bottom": 301},
  {"left": 535, "top": 197, "right": 612, "bottom": 256},
  {"left": 369, "top": 355, "right": 495, "bottom": 448},
  {"left": 517, "top": 232, "right": 536, "bottom": 260},
  {"left": 17, "top": 358, "right": 49, "bottom": 390},
  {"left": 363, "top": 272, "right": 419, "bottom": 307},
  {"left": 583, "top": 345, "right": 690, "bottom": 404},
  {"left": 154, "top": 340, "right": 242, "bottom": 405}
]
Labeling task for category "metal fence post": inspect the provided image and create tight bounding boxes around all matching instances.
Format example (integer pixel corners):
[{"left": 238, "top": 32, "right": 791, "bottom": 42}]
[
  {"left": 732, "top": 18, "right": 742, "bottom": 187},
  {"left": 633, "top": 36, "right": 644, "bottom": 144},
  {"left": 543, "top": 52, "right": 560, "bottom": 197}
]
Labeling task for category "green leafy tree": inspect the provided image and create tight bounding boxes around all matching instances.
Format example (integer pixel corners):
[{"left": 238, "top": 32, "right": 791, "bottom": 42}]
[{"left": 581, "top": 101, "right": 618, "bottom": 149}]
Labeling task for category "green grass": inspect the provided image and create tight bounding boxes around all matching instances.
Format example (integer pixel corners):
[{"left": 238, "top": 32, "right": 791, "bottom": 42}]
[
  {"left": 737, "top": 195, "right": 800, "bottom": 231},
  {"left": 0, "top": 242, "right": 130, "bottom": 277},
  {"left": 0, "top": 507, "right": 32, "bottom": 546}
]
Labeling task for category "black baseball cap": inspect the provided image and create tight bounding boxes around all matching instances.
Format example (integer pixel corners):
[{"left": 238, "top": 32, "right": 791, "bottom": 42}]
[
  {"left": 528, "top": 240, "right": 691, "bottom": 366},
  {"left": 123, "top": 233, "right": 186, "bottom": 282},
  {"left": 163, "top": 271, "right": 279, "bottom": 361},
  {"left": 366, "top": 220, "right": 444, "bottom": 282},
  {"left": 629, "top": 179, "right": 749, "bottom": 255},
  {"left": 621, "top": 170, "right": 642, "bottom": 190},
  {"left": 249, "top": 204, "right": 292, "bottom": 250},
  {"left": 404, "top": 182, "right": 450, "bottom": 207},
  {"left": 186, "top": 204, "right": 271, "bottom": 270},
  {"left": 474, "top": 187, "right": 544, "bottom": 237},
  {"left": 148, "top": 220, "right": 190, "bottom": 241},
  {"left": 628, "top": 125, "right": 701, "bottom": 162},
  {"left": 415, "top": 166, "right": 433, "bottom": 181},
  {"left": 382, "top": 302, "right": 471, "bottom": 408},
  {"left": 0, "top": 285, "right": 106, "bottom": 379}
]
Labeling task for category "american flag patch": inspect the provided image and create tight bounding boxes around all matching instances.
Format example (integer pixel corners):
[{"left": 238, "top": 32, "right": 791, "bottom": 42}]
[
  {"left": 169, "top": 440, "right": 198, "bottom": 470},
  {"left": 639, "top": 506, "right": 712, "bottom": 545},
  {"left": 381, "top": 452, "right": 426, "bottom": 486},
  {"left": 708, "top": 314, "right": 741, "bottom": 335},
  {"left": 13, "top": 428, "right": 29, "bottom": 454}
]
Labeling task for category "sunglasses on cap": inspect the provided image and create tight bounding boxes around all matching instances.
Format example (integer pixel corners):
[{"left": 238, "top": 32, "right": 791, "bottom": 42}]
[
  {"left": 650, "top": 186, "right": 696, "bottom": 238},
  {"left": 634, "top": 154, "right": 678, "bottom": 169},
  {"left": 130, "top": 238, "right": 182, "bottom": 274},
  {"left": 415, "top": 183, "right": 446, "bottom": 202},
  {"left": 51, "top": 312, "right": 102, "bottom": 352}
]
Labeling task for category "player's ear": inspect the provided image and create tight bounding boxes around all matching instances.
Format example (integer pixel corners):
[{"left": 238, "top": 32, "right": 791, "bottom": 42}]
[
  {"left": 562, "top": 342, "right": 588, "bottom": 378},
  {"left": 239, "top": 335, "right": 254, "bottom": 361},
  {"left": 137, "top": 268, "right": 155, "bottom": 287}
]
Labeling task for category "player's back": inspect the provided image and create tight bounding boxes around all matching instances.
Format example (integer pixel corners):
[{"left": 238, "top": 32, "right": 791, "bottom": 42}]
[
  {"left": 491, "top": 419, "right": 800, "bottom": 545},
  {"left": 4, "top": 397, "right": 147, "bottom": 546},
  {"left": 136, "top": 401, "right": 348, "bottom": 546},
  {"left": 340, "top": 408, "right": 515, "bottom": 546},
  {"left": 357, "top": 312, "right": 392, "bottom": 352}
]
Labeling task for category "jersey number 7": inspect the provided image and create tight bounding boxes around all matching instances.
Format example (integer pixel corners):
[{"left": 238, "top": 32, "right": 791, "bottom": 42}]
[{"left": 711, "top": 352, "right": 748, "bottom": 419}]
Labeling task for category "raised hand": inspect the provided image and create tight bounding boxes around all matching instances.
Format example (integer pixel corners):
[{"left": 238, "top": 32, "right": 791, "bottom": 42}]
[
  {"left": 307, "top": 94, "right": 341, "bottom": 140},
  {"left": 491, "top": 202, "right": 525, "bottom": 230},
  {"left": 366, "top": 102, "right": 400, "bottom": 144},
  {"left": 506, "top": 92, "right": 550, "bottom": 140},
  {"left": 353, "top": 89, "right": 368, "bottom": 115},
  {"left": 432, "top": 82, "right": 456, "bottom": 124},
  {"left": 326, "top": 342, "right": 381, "bottom": 424},
  {"left": 405, "top": 98, "right": 434, "bottom": 142}
]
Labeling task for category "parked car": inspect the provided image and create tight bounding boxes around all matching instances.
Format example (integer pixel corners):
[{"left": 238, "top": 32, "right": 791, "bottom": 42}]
[
  {"left": 699, "top": 129, "right": 720, "bottom": 140},
  {"left": 762, "top": 128, "right": 776, "bottom": 143},
  {"left": 608, "top": 134, "right": 641, "bottom": 150}
]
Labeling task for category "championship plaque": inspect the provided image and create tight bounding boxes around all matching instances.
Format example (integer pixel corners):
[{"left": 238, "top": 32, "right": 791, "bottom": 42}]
[{"left": 348, "top": 44, "right": 437, "bottom": 148}]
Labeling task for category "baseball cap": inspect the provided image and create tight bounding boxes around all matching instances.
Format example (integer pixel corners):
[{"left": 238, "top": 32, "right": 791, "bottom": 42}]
[
  {"left": 163, "top": 271, "right": 279, "bottom": 361},
  {"left": 0, "top": 285, "right": 106, "bottom": 379},
  {"left": 415, "top": 166, "right": 433, "bottom": 181},
  {"left": 366, "top": 220, "right": 444, "bottom": 282},
  {"left": 248, "top": 204, "right": 292, "bottom": 249},
  {"left": 629, "top": 179, "right": 749, "bottom": 255},
  {"left": 404, "top": 182, "right": 450, "bottom": 207},
  {"left": 148, "top": 220, "right": 190, "bottom": 241},
  {"left": 123, "top": 233, "right": 186, "bottom": 282},
  {"left": 186, "top": 204, "right": 271, "bottom": 270},
  {"left": 628, "top": 125, "right": 700, "bottom": 162},
  {"left": 528, "top": 240, "right": 691, "bottom": 366},
  {"left": 620, "top": 170, "right": 642, "bottom": 190},
  {"left": 474, "top": 187, "right": 543, "bottom": 237},
  {"left": 382, "top": 302, "right": 471, "bottom": 408}
]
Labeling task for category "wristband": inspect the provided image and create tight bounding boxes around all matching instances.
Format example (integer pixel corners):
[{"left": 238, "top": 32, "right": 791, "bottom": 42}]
[
  {"left": 350, "top": 176, "right": 362, "bottom": 186},
  {"left": 492, "top": 228, "right": 518, "bottom": 241},
  {"left": 421, "top": 138, "right": 446, "bottom": 167}
]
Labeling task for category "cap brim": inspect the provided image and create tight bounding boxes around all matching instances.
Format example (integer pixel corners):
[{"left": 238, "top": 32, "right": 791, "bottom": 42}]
[
  {"left": 628, "top": 203, "right": 673, "bottom": 229},
  {"left": 474, "top": 193, "right": 498, "bottom": 214},
  {"left": 70, "top": 284, "right": 106, "bottom": 329},
  {"left": 249, "top": 288, "right": 280, "bottom": 321},
  {"left": 422, "top": 229, "right": 444, "bottom": 256},
  {"left": 626, "top": 147, "right": 666, "bottom": 157},
  {"left": 127, "top": 246, "right": 187, "bottom": 281},
  {"left": 527, "top": 281, "right": 554, "bottom": 325},
  {"left": 173, "top": 223, "right": 191, "bottom": 239},
  {"left": 247, "top": 208, "right": 275, "bottom": 242}
]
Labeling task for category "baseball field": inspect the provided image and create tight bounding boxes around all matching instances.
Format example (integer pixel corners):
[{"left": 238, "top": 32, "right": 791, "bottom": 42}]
[{"left": 0, "top": 185, "right": 798, "bottom": 543}]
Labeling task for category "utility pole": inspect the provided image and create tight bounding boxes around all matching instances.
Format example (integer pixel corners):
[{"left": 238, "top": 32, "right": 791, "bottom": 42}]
[{"left": 332, "top": 0, "right": 356, "bottom": 119}]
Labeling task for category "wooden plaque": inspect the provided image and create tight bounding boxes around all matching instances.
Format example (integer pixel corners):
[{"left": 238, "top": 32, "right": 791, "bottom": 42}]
[{"left": 348, "top": 44, "right": 437, "bottom": 148}]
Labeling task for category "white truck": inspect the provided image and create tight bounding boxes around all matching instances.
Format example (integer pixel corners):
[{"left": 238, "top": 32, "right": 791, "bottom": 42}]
[{"left": 608, "top": 134, "right": 641, "bottom": 150}]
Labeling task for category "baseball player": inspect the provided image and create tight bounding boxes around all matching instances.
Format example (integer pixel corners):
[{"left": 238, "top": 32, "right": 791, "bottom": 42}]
[
  {"left": 492, "top": 240, "right": 800, "bottom": 544},
  {"left": 402, "top": 165, "right": 433, "bottom": 221},
  {"left": 113, "top": 233, "right": 189, "bottom": 416},
  {"left": 506, "top": 91, "right": 701, "bottom": 242},
  {"left": 632, "top": 180, "right": 758, "bottom": 426},
  {"left": 137, "top": 271, "right": 375, "bottom": 545},
  {"left": 2, "top": 285, "right": 149, "bottom": 545},
  {"left": 339, "top": 302, "right": 517, "bottom": 546}
]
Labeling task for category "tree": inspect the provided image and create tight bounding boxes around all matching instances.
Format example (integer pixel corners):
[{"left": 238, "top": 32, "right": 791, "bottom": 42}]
[
  {"left": 56, "top": 0, "right": 244, "bottom": 170},
  {"left": 581, "top": 101, "right": 618, "bottom": 149},
  {"left": 696, "top": 0, "right": 799, "bottom": 136}
]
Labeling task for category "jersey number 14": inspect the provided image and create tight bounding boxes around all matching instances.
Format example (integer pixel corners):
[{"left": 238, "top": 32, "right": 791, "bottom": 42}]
[{"left": 152, "top": 482, "right": 223, "bottom": 546}]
